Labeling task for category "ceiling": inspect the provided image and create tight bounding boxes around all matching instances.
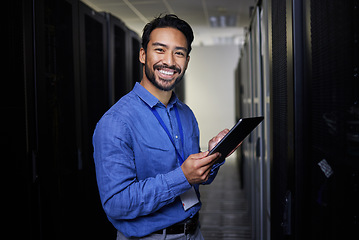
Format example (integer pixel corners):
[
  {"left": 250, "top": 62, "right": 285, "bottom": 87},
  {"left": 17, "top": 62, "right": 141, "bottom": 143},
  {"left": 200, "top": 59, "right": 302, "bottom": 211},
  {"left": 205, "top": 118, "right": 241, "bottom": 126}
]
[{"left": 81, "top": 0, "right": 257, "bottom": 46}]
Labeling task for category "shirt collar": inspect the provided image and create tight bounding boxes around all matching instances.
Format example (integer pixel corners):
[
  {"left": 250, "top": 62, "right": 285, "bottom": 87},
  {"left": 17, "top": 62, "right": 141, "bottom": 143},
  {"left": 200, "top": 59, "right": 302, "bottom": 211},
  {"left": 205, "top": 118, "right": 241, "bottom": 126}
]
[{"left": 133, "top": 82, "right": 179, "bottom": 108}]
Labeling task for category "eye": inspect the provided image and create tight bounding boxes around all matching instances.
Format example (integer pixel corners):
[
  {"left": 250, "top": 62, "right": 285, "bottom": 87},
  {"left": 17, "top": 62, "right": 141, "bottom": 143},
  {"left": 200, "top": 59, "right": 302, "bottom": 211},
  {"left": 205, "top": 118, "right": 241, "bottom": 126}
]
[
  {"left": 155, "top": 48, "right": 165, "bottom": 53},
  {"left": 175, "top": 51, "right": 185, "bottom": 57}
]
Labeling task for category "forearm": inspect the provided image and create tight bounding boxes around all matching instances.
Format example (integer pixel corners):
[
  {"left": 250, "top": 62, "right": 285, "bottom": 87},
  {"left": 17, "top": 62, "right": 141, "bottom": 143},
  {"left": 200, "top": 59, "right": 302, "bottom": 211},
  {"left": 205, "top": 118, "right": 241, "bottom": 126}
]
[{"left": 100, "top": 166, "right": 191, "bottom": 220}]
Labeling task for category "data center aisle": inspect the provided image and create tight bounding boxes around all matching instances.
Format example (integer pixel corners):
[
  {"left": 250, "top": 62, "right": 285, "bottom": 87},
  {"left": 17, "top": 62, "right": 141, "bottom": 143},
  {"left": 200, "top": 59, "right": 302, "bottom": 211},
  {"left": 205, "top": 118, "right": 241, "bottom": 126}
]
[{"left": 199, "top": 157, "right": 252, "bottom": 239}]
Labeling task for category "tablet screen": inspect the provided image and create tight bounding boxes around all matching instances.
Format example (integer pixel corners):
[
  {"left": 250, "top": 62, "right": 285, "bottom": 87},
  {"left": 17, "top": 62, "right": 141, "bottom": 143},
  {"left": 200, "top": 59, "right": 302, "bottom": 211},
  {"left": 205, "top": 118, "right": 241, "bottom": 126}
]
[{"left": 209, "top": 116, "right": 264, "bottom": 163}]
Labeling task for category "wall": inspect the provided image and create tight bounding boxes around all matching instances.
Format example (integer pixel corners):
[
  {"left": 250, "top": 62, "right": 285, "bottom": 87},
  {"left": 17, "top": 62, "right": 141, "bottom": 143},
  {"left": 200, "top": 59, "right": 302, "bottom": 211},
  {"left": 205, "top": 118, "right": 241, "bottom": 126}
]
[{"left": 184, "top": 45, "right": 240, "bottom": 151}]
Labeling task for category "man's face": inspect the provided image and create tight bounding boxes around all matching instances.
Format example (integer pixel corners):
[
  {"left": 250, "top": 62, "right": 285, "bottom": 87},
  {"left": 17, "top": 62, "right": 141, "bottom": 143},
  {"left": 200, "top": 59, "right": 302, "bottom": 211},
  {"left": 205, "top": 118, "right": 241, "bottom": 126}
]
[{"left": 140, "top": 27, "right": 190, "bottom": 91}]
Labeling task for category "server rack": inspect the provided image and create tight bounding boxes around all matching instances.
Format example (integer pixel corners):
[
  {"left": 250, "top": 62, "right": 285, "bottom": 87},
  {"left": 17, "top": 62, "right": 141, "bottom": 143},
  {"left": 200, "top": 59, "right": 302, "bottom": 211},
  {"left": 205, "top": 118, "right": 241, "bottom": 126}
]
[
  {"left": 79, "top": 1, "right": 109, "bottom": 164},
  {"left": 270, "top": 0, "right": 295, "bottom": 238},
  {"left": 3, "top": 0, "right": 38, "bottom": 238},
  {"left": 106, "top": 13, "right": 129, "bottom": 104},
  {"left": 270, "top": 0, "right": 359, "bottom": 239},
  {"left": 260, "top": 1, "right": 272, "bottom": 238},
  {"left": 237, "top": 5, "right": 271, "bottom": 239},
  {"left": 237, "top": 0, "right": 359, "bottom": 239},
  {"left": 307, "top": 0, "right": 359, "bottom": 238},
  {"left": 236, "top": 40, "right": 248, "bottom": 192},
  {"left": 78, "top": 2, "right": 115, "bottom": 239},
  {"left": 251, "top": 7, "right": 265, "bottom": 240},
  {"left": 241, "top": 33, "right": 254, "bottom": 213},
  {"left": 33, "top": 0, "right": 89, "bottom": 238},
  {"left": 31, "top": 0, "right": 114, "bottom": 238},
  {"left": 129, "top": 29, "right": 143, "bottom": 87},
  {"left": 5, "top": 0, "right": 143, "bottom": 239}
]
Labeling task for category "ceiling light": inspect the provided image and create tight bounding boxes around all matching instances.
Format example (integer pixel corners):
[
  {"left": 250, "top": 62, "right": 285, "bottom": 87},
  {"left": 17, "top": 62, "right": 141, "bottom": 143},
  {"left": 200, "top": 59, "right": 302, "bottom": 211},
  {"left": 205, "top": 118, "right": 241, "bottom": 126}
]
[{"left": 209, "top": 15, "right": 237, "bottom": 28}]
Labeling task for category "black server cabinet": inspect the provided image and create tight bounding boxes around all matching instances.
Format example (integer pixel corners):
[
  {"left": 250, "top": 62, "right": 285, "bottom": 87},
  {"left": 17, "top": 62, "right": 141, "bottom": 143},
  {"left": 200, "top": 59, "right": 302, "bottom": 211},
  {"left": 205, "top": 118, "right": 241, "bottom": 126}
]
[
  {"left": 8, "top": 0, "right": 115, "bottom": 239},
  {"left": 234, "top": 64, "right": 244, "bottom": 186},
  {"left": 4, "top": 0, "right": 38, "bottom": 238},
  {"left": 270, "top": 0, "right": 296, "bottom": 238},
  {"left": 79, "top": 2, "right": 109, "bottom": 162},
  {"left": 249, "top": 7, "right": 265, "bottom": 240},
  {"left": 270, "top": 0, "right": 312, "bottom": 238},
  {"left": 129, "top": 29, "right": 143, "bottom": 87},
  {"left": 5, "top": 0, "right": 139, "bottom": 239},
  {"left": 31, "top": 0, "right": 115, "bottom": 239},
  {"left": 106, "top": 16, "right": 143, "bottom": 103},
  {"left": 106, "top": 13, "right": 129, "bottom": 103},
  {"left": 239, "top": 37, "right": 253, "bottom": 198},
  {"left": 33, "top": 0, "right": 82, "bottom": 238},
  {"left": 306, "top": 0, "right": 359, "bottom": 239},
  {"left": 236, "top": 43, "right": 249, "bottom": 190},
  {"left": 79, "top": 2, "right": 116, "bottom": 238},
  {"left": 270, "top": 0, "right": 359, "bottom": 239}
]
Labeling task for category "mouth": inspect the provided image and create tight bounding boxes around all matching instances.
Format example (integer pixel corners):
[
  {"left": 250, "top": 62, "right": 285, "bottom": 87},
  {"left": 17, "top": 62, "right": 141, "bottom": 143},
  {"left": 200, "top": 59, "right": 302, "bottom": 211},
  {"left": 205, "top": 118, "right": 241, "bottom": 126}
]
[
  {"left": 155, "top": 65, "right": 181, "bottom": 80},
  {"left": 158, "top": 69, "right": 175, "bottom": 79}
]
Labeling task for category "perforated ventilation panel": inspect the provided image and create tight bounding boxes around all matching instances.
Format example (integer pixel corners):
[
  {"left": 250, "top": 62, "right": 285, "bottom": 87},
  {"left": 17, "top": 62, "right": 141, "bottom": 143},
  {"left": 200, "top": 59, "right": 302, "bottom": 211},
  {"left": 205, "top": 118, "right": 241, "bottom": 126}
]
[{"left": 271, "top": 0, "right": 289, "bottom": 238}]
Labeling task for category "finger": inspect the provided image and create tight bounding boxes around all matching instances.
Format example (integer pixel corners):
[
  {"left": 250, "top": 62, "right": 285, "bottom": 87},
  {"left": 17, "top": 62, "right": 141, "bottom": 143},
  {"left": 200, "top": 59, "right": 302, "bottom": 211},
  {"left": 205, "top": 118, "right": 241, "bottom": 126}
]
[
  {"left": 202, "top": 167, "right": 212, "bottom": 182},
  {"left": 190, "top": 151, "right": 210, "bottom": 160},
  {"left": 210, "top": 129, "right": 229, "bottom": 144},
  {"left": 190, "top": 152, "right": 219, "bottom": 170},
  {"left": 201, "top": 152, "right": 221, "bottom": 167},
  {"left": 217, "top": 128, "right": 230, "bottom": 138}
]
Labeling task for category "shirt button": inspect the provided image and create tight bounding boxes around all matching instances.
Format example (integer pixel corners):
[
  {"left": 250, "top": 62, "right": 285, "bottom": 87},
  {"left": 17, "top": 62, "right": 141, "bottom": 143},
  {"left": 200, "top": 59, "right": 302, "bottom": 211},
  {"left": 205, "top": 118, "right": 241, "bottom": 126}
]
[{"left": 175, "top": 135, "right": 178, "bottom": 139}]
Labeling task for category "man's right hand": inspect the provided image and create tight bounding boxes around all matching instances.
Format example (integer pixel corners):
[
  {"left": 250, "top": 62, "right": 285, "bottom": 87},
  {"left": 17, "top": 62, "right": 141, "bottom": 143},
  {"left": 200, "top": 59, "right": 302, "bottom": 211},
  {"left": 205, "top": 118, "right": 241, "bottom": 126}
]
[{"left": 181, "top": 151, "right": 221, "bottom": 185}]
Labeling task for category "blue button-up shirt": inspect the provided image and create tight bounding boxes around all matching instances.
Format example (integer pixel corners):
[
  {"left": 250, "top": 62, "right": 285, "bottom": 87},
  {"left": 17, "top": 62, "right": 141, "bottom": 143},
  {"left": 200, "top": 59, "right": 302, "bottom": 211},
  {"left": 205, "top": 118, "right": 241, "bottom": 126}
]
[{"left": 93, "top": 83, "right": 220, "bottom": 237}]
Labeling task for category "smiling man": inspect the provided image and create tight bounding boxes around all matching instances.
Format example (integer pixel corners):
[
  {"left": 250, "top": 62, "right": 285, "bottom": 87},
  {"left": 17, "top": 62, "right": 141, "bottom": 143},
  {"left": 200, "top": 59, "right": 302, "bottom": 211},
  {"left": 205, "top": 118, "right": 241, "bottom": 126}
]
[
  {"left": 93, "top": 14, "right": 228, "bottom": 239},
  {"left": 140, "top": 27, "right": 188, "bottom": 104}
]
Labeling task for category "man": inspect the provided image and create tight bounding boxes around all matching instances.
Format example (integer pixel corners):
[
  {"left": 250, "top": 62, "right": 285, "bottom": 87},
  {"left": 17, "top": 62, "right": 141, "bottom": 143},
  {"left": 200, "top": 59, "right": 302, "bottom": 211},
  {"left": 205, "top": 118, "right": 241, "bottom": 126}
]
[{"left": 93, "top": 14, "right": 229, "bottom": 239}]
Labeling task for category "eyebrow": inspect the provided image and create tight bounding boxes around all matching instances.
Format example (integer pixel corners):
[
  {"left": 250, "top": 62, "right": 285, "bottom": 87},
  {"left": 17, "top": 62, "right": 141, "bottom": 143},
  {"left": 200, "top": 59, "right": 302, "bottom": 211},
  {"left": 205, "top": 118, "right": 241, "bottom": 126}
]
[{"left": 152, "top": 42, "right": 188, "bottom": 53}]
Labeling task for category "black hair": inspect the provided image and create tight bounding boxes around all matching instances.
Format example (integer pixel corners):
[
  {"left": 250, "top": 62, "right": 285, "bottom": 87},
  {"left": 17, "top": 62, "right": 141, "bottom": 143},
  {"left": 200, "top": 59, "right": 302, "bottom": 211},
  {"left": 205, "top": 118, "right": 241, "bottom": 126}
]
[{"left": 141, "top": 14, "right": 194, "bottom": 55}]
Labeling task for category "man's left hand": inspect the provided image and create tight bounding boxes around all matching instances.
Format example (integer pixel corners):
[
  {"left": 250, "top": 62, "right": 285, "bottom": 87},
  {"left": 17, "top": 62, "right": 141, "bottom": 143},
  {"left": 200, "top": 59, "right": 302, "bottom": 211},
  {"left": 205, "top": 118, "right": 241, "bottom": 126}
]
[{"left": 208, "top": 129, "right": 230, "bottom": 151}]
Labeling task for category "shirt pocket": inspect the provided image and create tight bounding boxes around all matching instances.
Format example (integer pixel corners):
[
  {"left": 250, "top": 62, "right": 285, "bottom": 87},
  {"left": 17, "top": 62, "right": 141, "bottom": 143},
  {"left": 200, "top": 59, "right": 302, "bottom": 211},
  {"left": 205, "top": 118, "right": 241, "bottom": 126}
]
[{"left": 134, "top": 139, "right": 178, "bottom": 179}]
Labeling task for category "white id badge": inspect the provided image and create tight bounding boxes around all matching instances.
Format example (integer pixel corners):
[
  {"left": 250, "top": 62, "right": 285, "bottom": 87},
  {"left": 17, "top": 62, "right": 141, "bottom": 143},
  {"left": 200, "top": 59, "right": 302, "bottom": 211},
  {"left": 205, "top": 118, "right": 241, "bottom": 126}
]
[{"left": 180, "top": 187, "right": 199, "bottom": 211}]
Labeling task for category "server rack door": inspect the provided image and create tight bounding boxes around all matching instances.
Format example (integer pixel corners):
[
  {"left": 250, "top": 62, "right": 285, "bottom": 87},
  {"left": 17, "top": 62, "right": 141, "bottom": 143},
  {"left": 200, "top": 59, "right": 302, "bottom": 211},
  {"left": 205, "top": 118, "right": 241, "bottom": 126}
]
[
  {"left": 235, "top": 62, "right": 242, "bottom": 124},
  {"left": 130, "top": 30, "right": 142, "bottom": 86},
  {"left": 234, "top": 62, "right": 244, "bottom": 186},
  {"left": 270, "top": 0, "right": 295, "bottom": 238},
  {"left": 107, "top": 13, "right": 129, "bottom": 103},
  {"left": 4, "top": 0, "right": 38, "bottom": 238},
  {"left": 79, "top": 2, "right": 109, "bottom": 151},
  {"left": 242, "top": 35, "right": 255, "bottom": 215},
  {"left": 238, "top": 41, "right": 250, "bottom": 192},
  {"left": 31, "top": 0, "right": 92, "bottom": 239},
  {"left": 250, "top": 6, "right": 265, "bottom": 240},
  {"left": 308, "top": 0, "right": 359, "bottom": 239},
  {"left": 247, "top": 30, "right": 258, "bottom": 238},
  {"left": 241, "top": 34, "right": 253, "bottom": 205},
  {"left": 260, "top": 1, "right": 272, "bottom": 238},
  {"left": 79, "top": 2, "right": 115, "bottom": 239},
  {"left": 291, "top": 0, "right": 312, "bottom": 238}
]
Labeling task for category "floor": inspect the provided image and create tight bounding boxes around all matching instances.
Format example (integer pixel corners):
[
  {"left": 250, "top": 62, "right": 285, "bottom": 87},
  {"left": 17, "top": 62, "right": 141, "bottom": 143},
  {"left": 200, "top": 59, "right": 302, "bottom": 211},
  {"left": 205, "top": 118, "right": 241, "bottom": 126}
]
[{"left": 199, "top": 157, "right": 252, "bottom": 240}]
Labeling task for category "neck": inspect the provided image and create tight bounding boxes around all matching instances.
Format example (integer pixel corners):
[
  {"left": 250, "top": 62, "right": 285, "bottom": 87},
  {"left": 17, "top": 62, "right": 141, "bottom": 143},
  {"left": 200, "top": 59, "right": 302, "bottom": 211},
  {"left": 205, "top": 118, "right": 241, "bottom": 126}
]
[{"left": 140, "top": 78, "right": 173, "bottom": 107}]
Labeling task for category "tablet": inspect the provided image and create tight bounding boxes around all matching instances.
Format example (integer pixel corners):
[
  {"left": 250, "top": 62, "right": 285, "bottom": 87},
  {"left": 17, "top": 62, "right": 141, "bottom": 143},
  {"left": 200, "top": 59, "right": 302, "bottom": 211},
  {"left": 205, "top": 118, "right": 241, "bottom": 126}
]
[{"left": 209, "top": 116, "right": 264, "bottom": 163}]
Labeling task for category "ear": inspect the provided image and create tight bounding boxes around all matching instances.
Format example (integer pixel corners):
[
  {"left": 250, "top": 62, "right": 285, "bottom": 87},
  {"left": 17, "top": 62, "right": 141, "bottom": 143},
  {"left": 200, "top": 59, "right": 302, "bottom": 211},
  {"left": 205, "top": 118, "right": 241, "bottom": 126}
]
[{"left": 139, "top": 48, "right": 146, "bottom": 64}]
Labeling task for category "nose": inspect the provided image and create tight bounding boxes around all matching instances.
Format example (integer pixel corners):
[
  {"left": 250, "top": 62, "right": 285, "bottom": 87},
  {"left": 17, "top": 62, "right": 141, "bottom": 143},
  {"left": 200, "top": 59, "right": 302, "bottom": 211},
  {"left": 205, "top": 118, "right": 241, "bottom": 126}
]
[{"left": 162, "top": 51, "right": 175, "bottom": 66}]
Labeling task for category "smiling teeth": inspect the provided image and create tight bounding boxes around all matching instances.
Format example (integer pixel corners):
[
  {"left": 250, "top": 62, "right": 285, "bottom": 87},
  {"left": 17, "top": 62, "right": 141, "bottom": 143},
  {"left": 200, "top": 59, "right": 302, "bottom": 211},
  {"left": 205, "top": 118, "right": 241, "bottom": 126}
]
[{"left": 159, "top": 69, "right": 174, "bottom": 76}]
